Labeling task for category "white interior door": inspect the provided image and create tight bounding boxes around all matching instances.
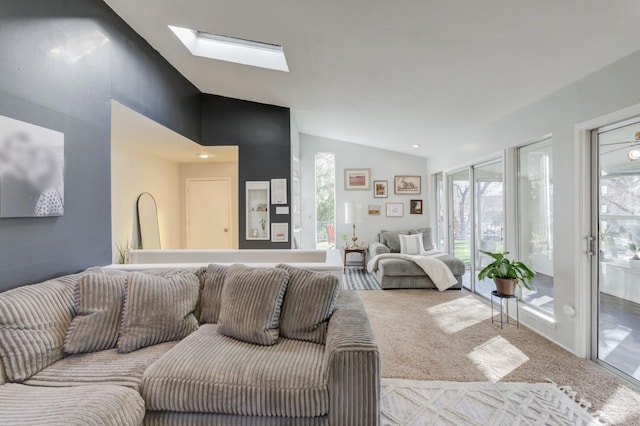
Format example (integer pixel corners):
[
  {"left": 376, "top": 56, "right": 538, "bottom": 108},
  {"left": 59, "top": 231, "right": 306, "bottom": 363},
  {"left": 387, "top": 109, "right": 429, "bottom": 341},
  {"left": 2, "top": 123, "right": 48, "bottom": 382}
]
[{"left": 186, "top": 179, "right": 231, "bottom": 249}]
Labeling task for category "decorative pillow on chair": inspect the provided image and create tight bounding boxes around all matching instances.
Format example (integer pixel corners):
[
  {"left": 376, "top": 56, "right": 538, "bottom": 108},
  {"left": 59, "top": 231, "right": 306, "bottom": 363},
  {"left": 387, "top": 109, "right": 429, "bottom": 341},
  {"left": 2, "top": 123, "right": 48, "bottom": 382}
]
[
  {"left": 400, "top": 233, "right": 423, "bottom": 255},
  {"left": 117, "top": 272, "right": 199, "bottom": 353},
  {"left": 218, "top": 265, "right": 289, "bottom": 346},
  {"left": 380, "top": 230, "right": 411, "bottom": 253},
  {"left": 64, "top": 274, "right": 127, "bottom": 354},
  {"left": 199, "top": 264, "right": 229, "bottom": 324},
  {"left": 276, "top": 264, "right": 340, "bottom": 344}
]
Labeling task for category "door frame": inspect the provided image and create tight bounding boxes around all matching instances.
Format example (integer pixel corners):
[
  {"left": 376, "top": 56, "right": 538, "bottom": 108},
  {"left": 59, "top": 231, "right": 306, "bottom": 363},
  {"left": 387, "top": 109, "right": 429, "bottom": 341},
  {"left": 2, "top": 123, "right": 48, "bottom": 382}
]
[
  {"left": 185, "top": 177, "right": 232, "bottom": 249},
  {"left": 574, "top": 102, "right": 640, "bottom": 359}
]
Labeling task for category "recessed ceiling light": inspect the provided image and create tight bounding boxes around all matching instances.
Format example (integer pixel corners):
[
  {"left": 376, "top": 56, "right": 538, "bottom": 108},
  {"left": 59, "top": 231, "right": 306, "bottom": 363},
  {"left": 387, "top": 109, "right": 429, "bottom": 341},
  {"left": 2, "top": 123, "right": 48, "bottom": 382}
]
[
  {"left": 197, "top": 153, "right": 210, "bottom": 159},
  {"left": 168, "top": 25, "right": 289, "bottom": 72},
  {"left": 411, "top": 144, "right": 421, "bottom": 148},
  {"left": 629, "top": 149, "right": 640, "bottom": 161}
]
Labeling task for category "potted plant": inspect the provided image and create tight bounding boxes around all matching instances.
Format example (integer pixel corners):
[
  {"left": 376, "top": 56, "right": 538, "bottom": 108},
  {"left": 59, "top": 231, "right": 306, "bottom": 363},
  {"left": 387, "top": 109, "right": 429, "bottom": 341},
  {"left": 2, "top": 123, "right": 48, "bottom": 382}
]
[
  {"left": 629, "top": 242, "right": 640, "bottom": 269},
  {"left": 477, "top": 251, "right": 535, "bottom": 296}
]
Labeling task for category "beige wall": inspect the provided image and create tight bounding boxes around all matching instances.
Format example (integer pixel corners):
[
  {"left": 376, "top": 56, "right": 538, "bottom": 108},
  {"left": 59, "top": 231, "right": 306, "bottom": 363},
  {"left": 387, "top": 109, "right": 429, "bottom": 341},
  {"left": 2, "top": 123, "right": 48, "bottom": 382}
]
[
  {"left": 111, "top": 145, "right": 181, "bottom": 263},
  {"left": 180, "top": 162, "right": 240, "bottom": 249}
]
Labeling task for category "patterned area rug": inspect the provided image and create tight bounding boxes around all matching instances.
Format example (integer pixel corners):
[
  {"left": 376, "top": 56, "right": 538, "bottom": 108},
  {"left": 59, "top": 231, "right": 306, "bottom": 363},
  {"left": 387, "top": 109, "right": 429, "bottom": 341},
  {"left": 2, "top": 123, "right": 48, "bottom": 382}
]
[
  {"left": 381, "top": 379, "right": 602, "bottom": 426},
  {"left": 343, "top": 268, "right": 382, "bottom": 290}
]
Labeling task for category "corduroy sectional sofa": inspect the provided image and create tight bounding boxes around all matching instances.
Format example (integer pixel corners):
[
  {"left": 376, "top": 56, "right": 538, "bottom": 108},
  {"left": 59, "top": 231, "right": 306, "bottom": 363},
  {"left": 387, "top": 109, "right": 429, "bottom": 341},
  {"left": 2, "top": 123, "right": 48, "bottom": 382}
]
[{"left": 0, "top": 264, "right": 380, "bottom": 425}]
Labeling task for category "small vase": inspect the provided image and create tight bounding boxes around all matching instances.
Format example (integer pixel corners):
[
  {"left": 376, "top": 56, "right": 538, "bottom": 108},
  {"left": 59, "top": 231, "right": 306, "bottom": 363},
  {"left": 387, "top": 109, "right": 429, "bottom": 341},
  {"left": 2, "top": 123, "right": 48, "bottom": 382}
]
[{"left": 494, "top": 278, "right": 517, "bottom": 296}]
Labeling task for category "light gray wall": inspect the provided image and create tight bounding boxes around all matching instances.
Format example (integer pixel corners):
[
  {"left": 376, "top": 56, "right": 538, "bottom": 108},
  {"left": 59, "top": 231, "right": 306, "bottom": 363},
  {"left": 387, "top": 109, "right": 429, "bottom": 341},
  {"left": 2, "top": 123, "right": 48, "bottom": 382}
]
[
  {"left": 427, "top": 47, "right": 640, "bottom": 355},
  {"left": 300, "top": 134, "right": 428, "bottom": 251}
]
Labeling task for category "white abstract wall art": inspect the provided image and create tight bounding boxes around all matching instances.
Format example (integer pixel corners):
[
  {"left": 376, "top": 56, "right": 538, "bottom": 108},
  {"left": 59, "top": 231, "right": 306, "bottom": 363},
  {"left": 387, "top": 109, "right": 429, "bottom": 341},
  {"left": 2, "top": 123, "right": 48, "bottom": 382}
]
[{"left": 0, "top": 116, "right": 64, "bottom": 217}]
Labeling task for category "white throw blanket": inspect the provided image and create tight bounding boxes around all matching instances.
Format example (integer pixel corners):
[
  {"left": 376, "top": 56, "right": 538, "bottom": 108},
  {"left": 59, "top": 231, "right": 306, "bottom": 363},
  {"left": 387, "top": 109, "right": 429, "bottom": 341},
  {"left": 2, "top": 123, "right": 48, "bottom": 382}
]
[{"left": 367, "top": 251, "right": 458, "bottom": 291}]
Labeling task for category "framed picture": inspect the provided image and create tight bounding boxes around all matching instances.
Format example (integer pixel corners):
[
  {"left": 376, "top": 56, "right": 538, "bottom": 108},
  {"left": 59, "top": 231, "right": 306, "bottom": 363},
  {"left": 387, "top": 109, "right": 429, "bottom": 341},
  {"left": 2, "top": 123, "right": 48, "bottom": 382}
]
[
  {"left": 373, "top": 180, "right": 388, "bottom": 198},
  {"left": 386, "top": 203, "right": 404, "bottom": 217},
  {"left": 344, "top": 168, "right": 371, "bottom": 191},
  {"left": 0, "top": 115, "right": 65, "bottom": 218},
  {"left": 368, "top": 205, "right": 381, "bottom": 216},
  {"left": 410, "top": 199, "right": 423, "bottom": 214},
  {"left": 256, "top": 203, "right": 268, "bottom": 212},
  {"left": 271, "top": 223, "right": 289, "bottom": 243},
  {"left": 394, "top": 175, "right": 421, "bottom": 195},
  {"left": 270, "top": 178, "right": 287, "bottom": 204}
]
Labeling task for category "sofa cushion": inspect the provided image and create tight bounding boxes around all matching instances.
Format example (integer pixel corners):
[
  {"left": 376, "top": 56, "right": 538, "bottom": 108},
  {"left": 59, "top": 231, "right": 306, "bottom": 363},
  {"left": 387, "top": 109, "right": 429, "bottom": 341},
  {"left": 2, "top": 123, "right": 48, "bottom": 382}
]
[
  {"left": 64, "top": 274, "right": 127, "bottom": 354},
  {"left": 141, "top": 324, "right": 328, "bottom": 418},
  {"left": 199, "top": 264, "right": 228, "bottom": 324},
  {"left": 378, "top": 253, "right": 466, "bottom": 277},
  {"left": 218, "top": 265, "right": 289, "bottom": 346},
  {"left": 276, "top": 264, "right": 340, "bottom": 344},
  {"left": 118, "top": 272, "right": 199, "bottom": 353},
  {"left": 399, "top": 234, "right": 423, "bottom": 255},
  {"left": 0, "top": 383, "right": 145, "bottom": 426},
  {"left": 411, "top": 227, "right": 435, "bottom": 251},
  {"left": 23, "top": 341, "right": 176, "bottom": 391},
  {"left": 0, "top": 274, "right": 79, "bottom": 382}
]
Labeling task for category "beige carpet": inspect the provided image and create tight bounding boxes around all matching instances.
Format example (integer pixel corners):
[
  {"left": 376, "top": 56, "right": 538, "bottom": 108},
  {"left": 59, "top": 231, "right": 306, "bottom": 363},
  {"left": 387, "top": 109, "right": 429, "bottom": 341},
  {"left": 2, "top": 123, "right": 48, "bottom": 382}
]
[{"left": 359, "top": 289, "right": 640, "bottom": 426}]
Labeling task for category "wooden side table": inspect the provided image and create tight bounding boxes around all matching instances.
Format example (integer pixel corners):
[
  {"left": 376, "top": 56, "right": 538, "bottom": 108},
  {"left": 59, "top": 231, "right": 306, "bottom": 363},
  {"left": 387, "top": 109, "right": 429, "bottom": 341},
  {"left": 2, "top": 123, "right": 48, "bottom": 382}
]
[
  {"left": 490, "top": 290, "right": 519, "bottom": 329},
  {"left": 344, "top": 247, "right": 367, "bottom": 272}
]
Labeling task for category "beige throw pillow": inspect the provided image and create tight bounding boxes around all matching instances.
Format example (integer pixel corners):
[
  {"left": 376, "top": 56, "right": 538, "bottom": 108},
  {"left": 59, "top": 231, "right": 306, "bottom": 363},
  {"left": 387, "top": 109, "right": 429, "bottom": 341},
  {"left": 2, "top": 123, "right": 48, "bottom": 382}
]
[
  {"left": 218, "top": 265, "right": 289, "bottom": 346},
  {"left": 199, "top": 264, "right": 229, "bottom": 324},
  {"left": 400, "top": 233, "right": 423, "bottom": 255},
  {"left": 276, "top": 264, "right": 340, "bottom": 344},
  {"left": 117, "top": 272, "right": 199, "bottom": 353},
  {"left": 64, "top": 274, "right": 127, "bottom": 354}
]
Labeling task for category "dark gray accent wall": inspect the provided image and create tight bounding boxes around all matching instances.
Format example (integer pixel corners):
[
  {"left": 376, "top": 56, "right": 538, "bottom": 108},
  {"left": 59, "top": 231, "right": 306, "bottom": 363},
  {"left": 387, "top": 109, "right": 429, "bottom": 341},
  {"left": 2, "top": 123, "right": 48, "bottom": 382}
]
[
  {"left": 0, "top": 0, "right": 201, "bottom": 291},
  {"left": 202, "top": 95, "right": 291, "bottom": 249}
]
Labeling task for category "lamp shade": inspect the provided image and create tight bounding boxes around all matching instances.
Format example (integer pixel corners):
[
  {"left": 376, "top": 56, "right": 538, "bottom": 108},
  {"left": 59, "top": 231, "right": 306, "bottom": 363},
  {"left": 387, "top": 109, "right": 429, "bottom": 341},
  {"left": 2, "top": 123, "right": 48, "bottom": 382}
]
[{"left": 345, "top": 202, "right": 364, "bottom": 224}]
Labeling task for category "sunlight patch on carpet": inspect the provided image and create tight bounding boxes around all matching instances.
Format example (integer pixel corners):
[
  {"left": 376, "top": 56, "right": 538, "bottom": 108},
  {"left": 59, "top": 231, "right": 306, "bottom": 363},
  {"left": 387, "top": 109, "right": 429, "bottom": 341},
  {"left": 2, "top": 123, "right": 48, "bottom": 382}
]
[
  {"left": 467, "top": 336, "right": 529, "bottom": 381},
  {"left": 426, "top": 295, "right": 492, "bottom": 334}
]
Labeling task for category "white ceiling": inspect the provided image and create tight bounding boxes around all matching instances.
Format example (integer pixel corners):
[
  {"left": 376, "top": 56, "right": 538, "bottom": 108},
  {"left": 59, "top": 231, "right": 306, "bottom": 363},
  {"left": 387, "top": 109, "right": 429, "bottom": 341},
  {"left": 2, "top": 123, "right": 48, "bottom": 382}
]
[
  {"left": 111, "top": 101, "right": 238, "bottom": 163},
  {"left": 104, "top": 0, "right": 640, "bottom": 158}
]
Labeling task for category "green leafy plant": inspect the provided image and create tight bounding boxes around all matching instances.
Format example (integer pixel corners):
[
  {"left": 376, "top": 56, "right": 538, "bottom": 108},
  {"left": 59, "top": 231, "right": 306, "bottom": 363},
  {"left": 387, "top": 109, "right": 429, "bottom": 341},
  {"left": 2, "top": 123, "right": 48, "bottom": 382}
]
[
  {"left": 629, "top": 242, "right": 640, "bottom": 260},
  {"left": 341, "top": 233, "right": 348, "bottom": 241},
  {"left": 115, "top": 240, "right": 133, "bottom": 264},
  {"left": 477, "top": 251, "right": 534, "bottom": 290}
]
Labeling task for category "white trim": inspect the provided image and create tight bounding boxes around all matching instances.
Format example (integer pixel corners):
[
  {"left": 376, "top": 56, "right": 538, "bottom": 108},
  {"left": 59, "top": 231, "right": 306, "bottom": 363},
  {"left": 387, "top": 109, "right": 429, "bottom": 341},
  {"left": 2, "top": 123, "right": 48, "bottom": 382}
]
[{"left": 573, "top": 101, "right": 640, "bottom": 359}]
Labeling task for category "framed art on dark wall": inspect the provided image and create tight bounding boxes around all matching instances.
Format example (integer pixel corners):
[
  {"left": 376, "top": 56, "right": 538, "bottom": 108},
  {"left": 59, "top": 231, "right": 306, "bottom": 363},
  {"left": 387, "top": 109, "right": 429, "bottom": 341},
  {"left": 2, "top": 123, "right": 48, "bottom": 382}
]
[
  {"left": 0, "top": 115, "right": 64, "bottom": 218},
  {"left": 410, "top": 199, "right": 423, "bottom": 214},
  {"left": 373, "top": 180, "right": 388, "bottom": 198},
  {"left": 344, "top": 168, "right": 371, "bottom": 190},
  {"left": 394, "top": 175, "right": 421, "bottom": 195}
]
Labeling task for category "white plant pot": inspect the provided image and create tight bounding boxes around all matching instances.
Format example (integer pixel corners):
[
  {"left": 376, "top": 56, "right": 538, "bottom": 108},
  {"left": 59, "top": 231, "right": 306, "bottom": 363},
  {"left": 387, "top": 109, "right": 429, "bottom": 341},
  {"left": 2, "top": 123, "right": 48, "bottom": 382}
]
[{"left": 630, "top": 258, "right": 640, "bottom": 270}]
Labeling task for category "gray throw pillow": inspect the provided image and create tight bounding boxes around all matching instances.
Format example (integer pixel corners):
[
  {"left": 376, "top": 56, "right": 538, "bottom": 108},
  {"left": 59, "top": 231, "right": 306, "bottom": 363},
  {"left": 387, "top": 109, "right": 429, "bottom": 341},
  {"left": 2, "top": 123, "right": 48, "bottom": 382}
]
[
  {"left": 218, "top": 265, "right": 289, "bottom": 346},
  {"left": 117, "top": 272, "right": 199, "bottom": 353},
  {"left": 380, "top": 230, "right": 410, "bottom": 253},
  {"left": 64, "top": 274, "right": 127, "bottom": 354},
  {"left": 411, "top": 227, "right": 435, "bottom": 251},
  {"left": 276, "top": 264, "right": 340, "bottom": 344},
  {"left": 199, "top": 264, "right": 229, "bottom": 324}
]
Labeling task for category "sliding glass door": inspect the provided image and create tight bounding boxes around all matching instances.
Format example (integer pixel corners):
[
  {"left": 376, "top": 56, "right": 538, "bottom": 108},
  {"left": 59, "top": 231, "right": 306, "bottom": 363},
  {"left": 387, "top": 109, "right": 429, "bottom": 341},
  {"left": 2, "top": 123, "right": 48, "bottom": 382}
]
[
  {"left": 593, "top": 118, "right": 640, "bottom": 383},
  {"left": 474, "top": 161, "right": 504, "bottom": 299},
  {"left": 447, "top": 162, "right": 504, "bottom": 294},
  {"left": 448, "top": 169, "right": 472, "bottom": 290}
]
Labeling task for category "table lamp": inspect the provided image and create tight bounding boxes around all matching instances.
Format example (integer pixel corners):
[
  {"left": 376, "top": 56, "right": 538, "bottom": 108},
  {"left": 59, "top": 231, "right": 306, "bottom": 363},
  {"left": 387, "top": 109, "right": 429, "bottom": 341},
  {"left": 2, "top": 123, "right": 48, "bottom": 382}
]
[{"left": 345, "top": 201, "right": 364, "bottom": 248}]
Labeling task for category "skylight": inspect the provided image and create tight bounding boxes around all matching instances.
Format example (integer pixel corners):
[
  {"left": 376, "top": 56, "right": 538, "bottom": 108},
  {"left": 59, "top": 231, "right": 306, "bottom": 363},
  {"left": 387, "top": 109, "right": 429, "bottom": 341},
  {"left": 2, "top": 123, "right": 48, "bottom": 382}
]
[{"left": 168, "top": 25, "right": 289, "bottom": 72}]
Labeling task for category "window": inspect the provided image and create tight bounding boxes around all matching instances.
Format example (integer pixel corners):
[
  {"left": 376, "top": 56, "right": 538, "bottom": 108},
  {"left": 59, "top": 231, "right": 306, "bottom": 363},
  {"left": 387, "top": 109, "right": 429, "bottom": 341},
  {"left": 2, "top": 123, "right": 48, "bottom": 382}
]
[
  {"left": 435, "top": 173, "right": 445, "bottom": 251},
  {"left": 518, "top": 137, "right": 554, "bottom": 315},
  {"left": 315, "top": 153, "right": 335, "bottom": 249}
]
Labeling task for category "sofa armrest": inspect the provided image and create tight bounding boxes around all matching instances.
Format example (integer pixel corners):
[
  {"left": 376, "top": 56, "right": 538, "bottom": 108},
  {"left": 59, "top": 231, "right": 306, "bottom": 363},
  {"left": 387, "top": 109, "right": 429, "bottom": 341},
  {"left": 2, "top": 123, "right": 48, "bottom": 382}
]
[
  {"left": 368, "top": 242, "right": 390, "bottom": 258},
  {"left": 325, "top": 291, "right": 380, "bottom": 425}
]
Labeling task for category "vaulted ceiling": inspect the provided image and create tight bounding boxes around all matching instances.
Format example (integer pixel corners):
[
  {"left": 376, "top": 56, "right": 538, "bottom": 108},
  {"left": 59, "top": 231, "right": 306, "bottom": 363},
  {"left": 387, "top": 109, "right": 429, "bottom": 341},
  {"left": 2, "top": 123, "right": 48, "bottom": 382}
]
[{"left": 104, "top": 0, "right": 640, "bottom": 157}]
